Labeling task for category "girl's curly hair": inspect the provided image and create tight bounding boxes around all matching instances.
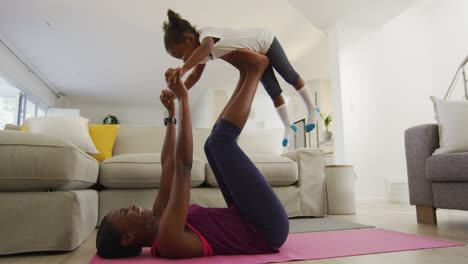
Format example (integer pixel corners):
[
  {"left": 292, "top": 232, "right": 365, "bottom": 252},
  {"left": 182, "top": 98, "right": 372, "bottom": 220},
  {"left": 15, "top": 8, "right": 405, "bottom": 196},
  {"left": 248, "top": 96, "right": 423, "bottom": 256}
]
[{"left": 162, "top": 9, "right": 199, "bottom": 51}]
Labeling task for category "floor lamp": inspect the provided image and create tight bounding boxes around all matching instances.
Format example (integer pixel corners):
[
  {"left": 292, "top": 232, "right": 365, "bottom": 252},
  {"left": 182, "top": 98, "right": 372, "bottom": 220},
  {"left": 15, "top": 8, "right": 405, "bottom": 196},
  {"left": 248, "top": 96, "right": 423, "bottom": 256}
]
[{"left": 444, "top": 54, "right": 468, "bottom": 100}]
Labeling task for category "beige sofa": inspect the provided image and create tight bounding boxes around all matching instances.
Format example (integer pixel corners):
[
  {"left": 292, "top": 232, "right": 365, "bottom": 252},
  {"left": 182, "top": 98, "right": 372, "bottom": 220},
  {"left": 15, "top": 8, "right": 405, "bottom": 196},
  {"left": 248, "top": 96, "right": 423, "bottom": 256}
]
[
  {"left": 0, "top": 124, "right": 326, "bottom": 255},
  {"left": 98, "top": 126, "right": 327, "bottom": 225},
  {"left": 0, "top": 129, "right": 99, "bottom": 255}
]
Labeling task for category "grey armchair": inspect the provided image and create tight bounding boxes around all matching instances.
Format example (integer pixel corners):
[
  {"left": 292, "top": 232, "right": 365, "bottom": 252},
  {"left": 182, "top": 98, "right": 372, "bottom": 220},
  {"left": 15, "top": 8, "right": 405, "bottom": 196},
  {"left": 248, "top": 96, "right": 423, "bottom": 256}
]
[{"left": 404, "top": 124, "right": 468, "bottom": 224}]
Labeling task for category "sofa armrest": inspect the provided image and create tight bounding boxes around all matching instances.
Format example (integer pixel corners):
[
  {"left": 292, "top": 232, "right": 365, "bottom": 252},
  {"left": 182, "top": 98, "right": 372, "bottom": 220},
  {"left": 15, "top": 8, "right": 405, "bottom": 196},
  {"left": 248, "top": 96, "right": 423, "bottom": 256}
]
[
  {"left": 404, "top": 124, "right": 439, "bottom": 207},
  {"left": 282, "top": 148, "right": 327, "bottom": 215}
]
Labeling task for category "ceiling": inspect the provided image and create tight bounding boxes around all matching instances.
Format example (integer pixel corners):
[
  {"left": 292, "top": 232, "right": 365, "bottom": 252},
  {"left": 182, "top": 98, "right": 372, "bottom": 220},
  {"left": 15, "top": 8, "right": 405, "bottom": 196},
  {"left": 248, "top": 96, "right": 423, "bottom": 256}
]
[
  {"left": 288, "top": 0, "right": 417, "bottom": 31},
  {"left": 0, "top": 0, "right": 415, "bottom": 108}
]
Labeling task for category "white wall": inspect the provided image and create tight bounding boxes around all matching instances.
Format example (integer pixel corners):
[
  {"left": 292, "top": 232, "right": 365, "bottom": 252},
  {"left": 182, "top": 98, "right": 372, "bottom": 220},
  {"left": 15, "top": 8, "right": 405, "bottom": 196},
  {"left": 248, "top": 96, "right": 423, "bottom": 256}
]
[
  {"left": 65, "top": 98, "right": 164, "bottom": 126},
  {"left": 329, "top": 0, "right": 468, "bottom": 201},
  {"left": 0, "top": 34, "right": 57, "bottom": 106},
  {"left": 189, "top": 87, "right": 214, "bottom": 128},
  {"left": 64, "top": 86, "right": 215, "bottom": 128}
]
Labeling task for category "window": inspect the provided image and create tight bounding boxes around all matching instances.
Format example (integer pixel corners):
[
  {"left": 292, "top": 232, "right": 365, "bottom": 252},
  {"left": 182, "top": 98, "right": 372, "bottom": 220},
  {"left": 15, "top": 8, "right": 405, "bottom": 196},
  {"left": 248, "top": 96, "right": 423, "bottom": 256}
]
[
  {"left": 25, "top": 99, "right": 36, "bottom": 120},
  {"left": 37, "top": 105, "right": 46, "bottom": 117},
  {"left": 0, "top": 73, "right": 48, "bottom": 129},
  {"left": 0, "top": 77, "right": 21, "bottom": 129}
]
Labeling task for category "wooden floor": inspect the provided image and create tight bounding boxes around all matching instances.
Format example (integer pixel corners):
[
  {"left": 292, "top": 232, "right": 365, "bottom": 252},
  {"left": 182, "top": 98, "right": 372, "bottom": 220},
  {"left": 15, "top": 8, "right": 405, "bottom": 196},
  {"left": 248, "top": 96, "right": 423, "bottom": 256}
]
[{"left": 1, "top": 201, "right": 467, "bottom": 264}]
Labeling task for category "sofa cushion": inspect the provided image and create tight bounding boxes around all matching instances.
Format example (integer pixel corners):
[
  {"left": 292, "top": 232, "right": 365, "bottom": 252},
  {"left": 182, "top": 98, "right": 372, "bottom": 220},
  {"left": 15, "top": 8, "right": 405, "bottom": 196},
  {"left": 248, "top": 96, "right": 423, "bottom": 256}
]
[
  {"left": 0, "top": 130, "right": 99, "bottom": 191},
  {"left": 112, "top": 127, "right": 166, "bottom": 156},
  {"left": 0, "top": 190, "right": 98, "bottom": 254},
  {"left": 24, "top": 116, "right": 99, "bottom": 154},
  {"left": 99, "top": 153, "right": 205, "bottom": 188},
  {"left": 206, "top": 154, "right": 298, "bottom": 187},
  {"left": 112, "top": 127, "right": 211, "bottom": 162},
  {"left": 426, "top": 152, "right": 468, "bottom": 181},
  {"left": 237, "top": 128, "right": 284, "bottom": 156},
  {"left": 3, "top": 124, "right": 21, "bottom": 131}
]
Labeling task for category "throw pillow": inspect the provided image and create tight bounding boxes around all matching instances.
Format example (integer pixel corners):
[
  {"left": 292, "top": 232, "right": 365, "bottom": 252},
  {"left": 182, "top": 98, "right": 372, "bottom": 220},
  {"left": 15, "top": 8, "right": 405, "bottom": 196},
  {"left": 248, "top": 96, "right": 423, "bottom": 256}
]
[
  {"left": 2, "top": 124, "right": 21, "bottom": 131},
  {"left": 24, "top": 116, "right": 99, "bottom": 154},
  {"left": 88, "top": 125, "right": 119, "bottom": 162},
  {"left": 20, "top": 125, "right": 29, "bottom": 132},
  {"left": 430, "top": 96, "right": 468, "bottom": 154}
]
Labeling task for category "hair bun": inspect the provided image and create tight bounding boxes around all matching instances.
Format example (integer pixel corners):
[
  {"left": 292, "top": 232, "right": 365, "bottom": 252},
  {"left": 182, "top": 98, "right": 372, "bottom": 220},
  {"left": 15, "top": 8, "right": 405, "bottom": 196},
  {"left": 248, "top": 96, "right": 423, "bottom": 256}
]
[{"left": 167, "top": 9, "right": 182, "bottom": 27}]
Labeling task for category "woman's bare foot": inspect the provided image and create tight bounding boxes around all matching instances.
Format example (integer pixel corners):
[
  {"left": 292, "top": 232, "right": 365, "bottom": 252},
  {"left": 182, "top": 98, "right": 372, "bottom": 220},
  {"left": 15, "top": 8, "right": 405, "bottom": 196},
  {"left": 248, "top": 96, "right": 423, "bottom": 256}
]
[{"left": 221, "top": 49, "right": 269, "bottom": 74}]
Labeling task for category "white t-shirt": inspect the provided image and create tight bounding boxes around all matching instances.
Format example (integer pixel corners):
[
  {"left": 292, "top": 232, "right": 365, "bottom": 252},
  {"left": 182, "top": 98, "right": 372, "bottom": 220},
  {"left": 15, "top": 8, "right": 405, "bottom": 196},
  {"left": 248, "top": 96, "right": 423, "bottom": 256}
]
[{"left": 198, "top": 27, "right": 275, "bottom": 64}]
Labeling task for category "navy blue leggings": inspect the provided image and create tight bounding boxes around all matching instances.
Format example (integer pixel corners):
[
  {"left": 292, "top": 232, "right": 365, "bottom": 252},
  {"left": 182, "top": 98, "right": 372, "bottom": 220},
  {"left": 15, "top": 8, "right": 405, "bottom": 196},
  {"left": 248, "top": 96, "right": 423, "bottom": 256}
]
[
  {"left": 260, "top": 37, "right": 301, "bottom": 100},
  {"left": 204, "top": 119, "right": 289, "bottom": 248}
]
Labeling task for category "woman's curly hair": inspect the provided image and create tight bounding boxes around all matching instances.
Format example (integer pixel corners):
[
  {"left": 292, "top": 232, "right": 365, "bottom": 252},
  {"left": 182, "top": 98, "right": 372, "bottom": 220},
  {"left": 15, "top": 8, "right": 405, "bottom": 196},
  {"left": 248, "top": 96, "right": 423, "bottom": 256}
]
[
  {"left": 96, "top": 216, "right": 142, "bottom": 259},
  {"left": 162, "top": 9, "right": 199, "bottom": 51}
]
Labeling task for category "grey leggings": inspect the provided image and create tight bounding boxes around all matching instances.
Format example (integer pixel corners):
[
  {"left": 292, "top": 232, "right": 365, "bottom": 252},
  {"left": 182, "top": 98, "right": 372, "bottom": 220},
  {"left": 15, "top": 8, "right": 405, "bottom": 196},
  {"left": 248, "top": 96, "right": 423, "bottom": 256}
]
[
  {"left": 204, "top": 119, "right": 289, "bottom": 248},
  {"left": 260, "top": 37, "right": 301, "bottom": 100}
]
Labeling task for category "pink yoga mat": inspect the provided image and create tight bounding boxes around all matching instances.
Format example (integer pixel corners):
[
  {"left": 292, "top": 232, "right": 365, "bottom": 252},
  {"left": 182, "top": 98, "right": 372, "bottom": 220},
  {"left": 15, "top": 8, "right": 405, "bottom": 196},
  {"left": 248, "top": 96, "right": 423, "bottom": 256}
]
[{"left": 89, "top": 229, "right": 463, "bottom": 264}]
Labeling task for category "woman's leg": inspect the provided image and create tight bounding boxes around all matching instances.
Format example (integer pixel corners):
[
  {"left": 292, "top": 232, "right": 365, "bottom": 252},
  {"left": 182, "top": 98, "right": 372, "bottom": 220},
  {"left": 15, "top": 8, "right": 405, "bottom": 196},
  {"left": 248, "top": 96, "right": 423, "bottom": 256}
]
[
  {"left": 214, "top": 69, "right": 247, "bottom": 125},
  {"left": 266, "top": 37, "right": 320, "bottom": 132},
  {"left": 203, "top": 67, "right": 249, "bottom": 207},
  {"left": 207, "top": 49, "right": 289, "bottom": 248},
  {"left": 218, "top": 49, "right": 266, "bottom": 129},
  {"left": 204, "top": 125, "right": 234, "bottom": 206}
]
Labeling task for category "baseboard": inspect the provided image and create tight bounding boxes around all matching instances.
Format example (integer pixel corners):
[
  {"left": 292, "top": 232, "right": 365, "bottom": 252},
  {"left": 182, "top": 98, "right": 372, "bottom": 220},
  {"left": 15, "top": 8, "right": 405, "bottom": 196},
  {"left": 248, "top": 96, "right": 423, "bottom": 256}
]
[{"left": 356, "top": 197, "right": 388, "bottom": 203}]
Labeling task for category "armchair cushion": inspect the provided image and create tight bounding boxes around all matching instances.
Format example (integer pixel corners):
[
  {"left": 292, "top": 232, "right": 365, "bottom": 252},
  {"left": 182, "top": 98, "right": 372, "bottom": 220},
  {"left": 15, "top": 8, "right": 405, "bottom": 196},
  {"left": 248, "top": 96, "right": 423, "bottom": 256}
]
[{"left": 426, "top": 152, "right": 468, "bottom": 181}]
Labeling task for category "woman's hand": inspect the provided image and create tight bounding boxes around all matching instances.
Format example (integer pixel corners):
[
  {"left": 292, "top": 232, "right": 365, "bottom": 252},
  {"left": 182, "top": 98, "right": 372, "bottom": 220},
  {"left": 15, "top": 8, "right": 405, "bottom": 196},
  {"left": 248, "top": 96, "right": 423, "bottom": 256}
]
[
  {"left": 165, "top": 67, "right": 188, "bottom": 100},
  {"left": 159, "top": 89, "right": 176, "bottom": 117},
  {"left": 180, "top": 66, "right": 187, "bottom": 78}
]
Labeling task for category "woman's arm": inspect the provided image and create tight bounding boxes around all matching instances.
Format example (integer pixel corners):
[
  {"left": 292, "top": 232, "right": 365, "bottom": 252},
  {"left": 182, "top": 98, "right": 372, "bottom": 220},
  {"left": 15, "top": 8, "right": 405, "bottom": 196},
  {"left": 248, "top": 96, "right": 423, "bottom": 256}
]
[
  {"left": 181, "top": 37, "right": 214, "bottom": 77},
  {"left": 158, "top": 68, "right": 202, "bottom": 258},
  {"left": 184, "top": 63, "right": 206, "bottom": 90},
  {"left": 152, "top": 89, "right": 176, "bottom": 219}
]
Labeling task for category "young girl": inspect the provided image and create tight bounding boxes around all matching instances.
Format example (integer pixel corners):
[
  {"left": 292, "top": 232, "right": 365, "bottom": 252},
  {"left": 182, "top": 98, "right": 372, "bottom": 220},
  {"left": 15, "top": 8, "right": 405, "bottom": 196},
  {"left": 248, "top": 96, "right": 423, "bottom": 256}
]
[
  {"left": 162, "top": 9, "right": 320, "bottom": 147},
  {"left": 96, "top": 49, "right": 289, "bottom": 259}
]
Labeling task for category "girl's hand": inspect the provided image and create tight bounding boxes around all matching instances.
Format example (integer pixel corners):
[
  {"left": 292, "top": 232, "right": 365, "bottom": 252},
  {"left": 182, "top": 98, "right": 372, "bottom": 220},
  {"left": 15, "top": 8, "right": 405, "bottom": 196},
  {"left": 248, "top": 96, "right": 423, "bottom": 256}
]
[
  {"left": 165, "top": 68, "right": 188, "bottom": 99},
  {"left": 159, "top": 89, "right": 176, "bottom": 116}
]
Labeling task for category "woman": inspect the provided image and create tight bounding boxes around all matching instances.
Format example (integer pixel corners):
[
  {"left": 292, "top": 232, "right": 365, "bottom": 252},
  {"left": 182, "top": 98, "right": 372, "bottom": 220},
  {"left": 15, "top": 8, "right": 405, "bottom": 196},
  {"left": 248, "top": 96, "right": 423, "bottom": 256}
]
[{"left": 96, "top": 49, "right": 289, "bottom": 259}]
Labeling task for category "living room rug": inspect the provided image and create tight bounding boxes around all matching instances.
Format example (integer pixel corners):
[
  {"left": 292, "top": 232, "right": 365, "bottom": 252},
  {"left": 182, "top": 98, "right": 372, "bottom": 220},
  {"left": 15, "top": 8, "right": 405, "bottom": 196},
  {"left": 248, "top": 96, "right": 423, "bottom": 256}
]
[
  {"left": 289, "top": 217, "right": 374, "bottom": 233},
  {"left": 89, "top": 229, "right": 464, "bottom": 264}
]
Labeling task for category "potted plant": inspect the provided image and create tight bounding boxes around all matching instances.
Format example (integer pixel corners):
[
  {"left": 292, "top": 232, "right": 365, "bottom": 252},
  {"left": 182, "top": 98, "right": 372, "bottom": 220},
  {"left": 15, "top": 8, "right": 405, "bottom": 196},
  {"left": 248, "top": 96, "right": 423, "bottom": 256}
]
[
  {"left": 102, "top": 114, "right": 120, "bottom": 124},
  {"left": 320, "top": 112, "right": 333, "bottom": 141}
]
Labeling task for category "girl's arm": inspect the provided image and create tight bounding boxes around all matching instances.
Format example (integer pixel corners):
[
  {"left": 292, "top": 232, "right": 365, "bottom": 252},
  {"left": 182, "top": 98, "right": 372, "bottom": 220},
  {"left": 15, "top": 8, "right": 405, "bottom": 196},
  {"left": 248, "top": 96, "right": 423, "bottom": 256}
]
[
  {"left": 158, "top": 68, "right": 202, "bottom": 258},
  {"left": 152, "top": 89, "right": 176, "bottom": 220},
  {"left": 181, "top": 37, "right": 214, "bottom": 77},
  {"left": 184, "top": 63, "right": 206, "bottom": 90}
]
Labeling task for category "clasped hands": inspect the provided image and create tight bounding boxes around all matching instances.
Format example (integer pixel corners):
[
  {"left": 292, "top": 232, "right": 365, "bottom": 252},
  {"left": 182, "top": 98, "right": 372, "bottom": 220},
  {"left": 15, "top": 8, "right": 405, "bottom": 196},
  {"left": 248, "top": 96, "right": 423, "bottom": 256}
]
[
  {"left": 165, "top": 67, "right": 188, "bottom": 100},
  {"left": 160, "top": 67, "right": 188, "bottom": 113}
]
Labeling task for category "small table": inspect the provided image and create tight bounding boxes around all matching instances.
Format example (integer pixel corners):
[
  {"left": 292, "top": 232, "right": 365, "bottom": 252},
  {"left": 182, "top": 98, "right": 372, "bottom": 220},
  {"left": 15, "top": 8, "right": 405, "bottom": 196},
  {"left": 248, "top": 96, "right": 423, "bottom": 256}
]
[
  {"left": 325, "top": 165, "right": 356, "bottom": 215},
  {"left": 319, "top": 140, "right": 334, "bottom": 165}
]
